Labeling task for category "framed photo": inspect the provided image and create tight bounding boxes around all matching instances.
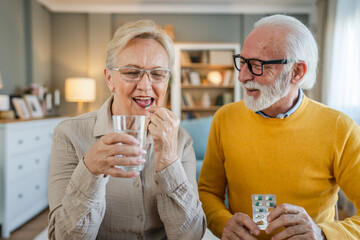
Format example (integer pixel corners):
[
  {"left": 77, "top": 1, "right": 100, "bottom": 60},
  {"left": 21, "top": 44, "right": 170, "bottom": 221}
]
[
  {"left": 24, "top": 95, "right": 44, "bottom": 118},
  {"left": 189, "top": 71, "right": 201, "bottom": 85},
  {"left": 12, "top": 97, "right": 30, "bottom": 119}
]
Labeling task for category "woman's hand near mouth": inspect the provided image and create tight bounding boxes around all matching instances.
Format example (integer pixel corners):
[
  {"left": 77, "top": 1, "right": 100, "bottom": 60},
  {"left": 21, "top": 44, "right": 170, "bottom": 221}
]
[{"left": 146, "top": 106, "right": 179, "bottom": 172}]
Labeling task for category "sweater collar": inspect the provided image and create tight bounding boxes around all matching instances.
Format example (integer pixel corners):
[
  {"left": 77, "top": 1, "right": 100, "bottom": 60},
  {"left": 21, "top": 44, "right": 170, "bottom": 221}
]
[{"left": 255, "top": 89, "right": 304, "bottom": 119}]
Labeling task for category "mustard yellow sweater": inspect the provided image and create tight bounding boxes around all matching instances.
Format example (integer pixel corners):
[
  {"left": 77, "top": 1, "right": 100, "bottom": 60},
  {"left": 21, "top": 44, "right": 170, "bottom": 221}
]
[{"left": 198, "top": 96, "right": 360, "bottom": 239}]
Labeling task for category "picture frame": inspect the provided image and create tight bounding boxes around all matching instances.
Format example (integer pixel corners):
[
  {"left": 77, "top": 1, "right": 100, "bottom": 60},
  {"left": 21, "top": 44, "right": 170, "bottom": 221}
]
[
  {"left": 12, "top": 97, "right": 30, "bottom": 119},
  {"left": 189, "top": 71, "right": 201, "bottom": 85},
  {"left": 24, "top": 95, "right": 44, "bottom": 118}
]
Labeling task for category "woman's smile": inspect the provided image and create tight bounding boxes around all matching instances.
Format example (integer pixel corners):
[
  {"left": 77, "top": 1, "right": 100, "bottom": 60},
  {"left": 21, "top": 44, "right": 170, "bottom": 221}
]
[{"left": 133, "top": 96, "right": 154, "bottom": 108}]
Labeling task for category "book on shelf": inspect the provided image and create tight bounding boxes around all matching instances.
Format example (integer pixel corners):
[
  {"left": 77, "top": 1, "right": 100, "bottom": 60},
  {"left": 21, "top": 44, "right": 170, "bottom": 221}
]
[
  {"left": 181, "top": 51, "right": 192, "bottom": 65},
  {"left": 223, "top": 92, "right": 233, "bottom": 105},
  {"left": 181, "top": 111, "right": 201, "bottom": 120},
  {"left": 194, "top": 112, "right": 202, "bottom": 119},
  {"left": 181, "top": 94, "right": 186, "bottom": 106},
  {"left": 222, "top": 70, "right": 233, "bottom": 86},
  {"left": 181, "top": 69, "right": 190, "bottom": 84},
  {"left": 182, "top": 92, "right": 195, "bottom": 107},
  {"left": 216, "top": 92, "right": 234, "bottom": 106}
]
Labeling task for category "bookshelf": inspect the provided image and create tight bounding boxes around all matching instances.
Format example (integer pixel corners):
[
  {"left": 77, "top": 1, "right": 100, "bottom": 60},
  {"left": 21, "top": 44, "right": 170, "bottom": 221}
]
[{"left": 171, "top": 42, "right": 241, "bottom": 120}]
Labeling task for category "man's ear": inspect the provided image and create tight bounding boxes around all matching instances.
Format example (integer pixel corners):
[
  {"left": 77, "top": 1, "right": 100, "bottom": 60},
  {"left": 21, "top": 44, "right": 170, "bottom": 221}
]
[
  {"left": 104, "top": 68, "right": 115, "bottom": 92},
  {"left": 291, "top": 61, "right": 307, "bottom": 84}
]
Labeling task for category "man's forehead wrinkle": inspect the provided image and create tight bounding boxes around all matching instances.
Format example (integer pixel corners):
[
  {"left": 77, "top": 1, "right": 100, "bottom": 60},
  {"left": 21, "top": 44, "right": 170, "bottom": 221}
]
[
  {"left": 258, "top": 31, "right": 287, "bottom": 59},
  {"left": 242, "top": 26, "right": 288, "bottom": 60},
  {"left": 250, "top": 38, "right": 284, "bottom": 60}
]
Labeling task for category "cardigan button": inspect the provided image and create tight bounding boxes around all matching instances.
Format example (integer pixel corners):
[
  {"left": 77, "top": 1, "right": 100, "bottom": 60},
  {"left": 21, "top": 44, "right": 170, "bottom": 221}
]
[
  {"left": 133, "top": 180, "right": 140, "bottom": 188},
  {"left": 137, "top": 214, "right": 143, "bottom": 221}
]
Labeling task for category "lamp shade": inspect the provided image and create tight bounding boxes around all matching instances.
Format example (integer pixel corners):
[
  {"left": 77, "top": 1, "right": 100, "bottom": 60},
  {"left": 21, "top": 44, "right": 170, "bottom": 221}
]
[
  {"left": 207, "top": 71, "right": 222, "bottom": 85},
  {"left": 65, "top": 77, "right": 96, "bottom": 102}
]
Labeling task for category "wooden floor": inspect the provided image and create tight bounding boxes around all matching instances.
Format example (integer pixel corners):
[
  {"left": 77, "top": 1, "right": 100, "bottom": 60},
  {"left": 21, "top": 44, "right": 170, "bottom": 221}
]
[{"left": 0, "top": 208, "right": 49, "bottom": 240}]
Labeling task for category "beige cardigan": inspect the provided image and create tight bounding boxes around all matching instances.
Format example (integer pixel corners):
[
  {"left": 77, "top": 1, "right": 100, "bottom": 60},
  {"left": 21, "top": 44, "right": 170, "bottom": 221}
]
[{"left": 48, "top": 96, "right": 206, "bottom": 240}]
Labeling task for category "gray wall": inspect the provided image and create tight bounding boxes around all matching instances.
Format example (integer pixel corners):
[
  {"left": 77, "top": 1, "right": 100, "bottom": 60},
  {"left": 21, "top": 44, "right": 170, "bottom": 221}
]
[
  {"left": 30, "top": 0, "right": 51, "bottom": 88},
  {"left": 0, "top": 0, "right": 51, "bottom": 95},
  {"left": 0, "top": 0, "right": 27, "bottom": 95},
  {"left": 113, "top": 14, "right": 242, "bottom": 43},
  {"left": 51, "top": 13, "right": 89, "bottom": 114}
]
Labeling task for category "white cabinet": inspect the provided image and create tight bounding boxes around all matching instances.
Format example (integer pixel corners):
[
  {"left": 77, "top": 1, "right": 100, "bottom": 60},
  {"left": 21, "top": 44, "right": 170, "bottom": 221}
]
[
  {"left": 0, "top": 117, "right": 65, "bottom": 238},
  {"left": 171, "top": 42, "right": 241, "bottom": 120}
]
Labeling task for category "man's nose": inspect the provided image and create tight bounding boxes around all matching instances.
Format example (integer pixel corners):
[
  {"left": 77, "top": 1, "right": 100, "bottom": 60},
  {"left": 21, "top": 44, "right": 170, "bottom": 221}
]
[{"left": 237, "top": 63, "right": 253, "bottom": 83}]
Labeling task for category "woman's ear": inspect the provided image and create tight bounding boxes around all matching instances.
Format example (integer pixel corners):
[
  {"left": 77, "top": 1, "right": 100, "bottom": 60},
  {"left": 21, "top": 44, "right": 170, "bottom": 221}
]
[
  {"left": 104, "top": 68, "right": 115, "bottom": 92},
  {"left": 291, "top": 61, "right": 307, "bottom": 84}
]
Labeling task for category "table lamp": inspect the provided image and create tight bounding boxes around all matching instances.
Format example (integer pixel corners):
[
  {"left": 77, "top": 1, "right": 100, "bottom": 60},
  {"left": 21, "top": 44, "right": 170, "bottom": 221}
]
[
  {"left": 207, "top": 71, "right": 222, "bottom": 85},
  {"left": 65, "top": 77, "right": 96, "bottom": 115}
]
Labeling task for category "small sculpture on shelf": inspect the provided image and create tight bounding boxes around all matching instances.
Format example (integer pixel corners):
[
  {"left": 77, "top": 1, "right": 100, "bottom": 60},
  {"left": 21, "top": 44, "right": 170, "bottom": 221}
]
[{"left": 201, "top": 92, "right": 211, "bottom": 108}]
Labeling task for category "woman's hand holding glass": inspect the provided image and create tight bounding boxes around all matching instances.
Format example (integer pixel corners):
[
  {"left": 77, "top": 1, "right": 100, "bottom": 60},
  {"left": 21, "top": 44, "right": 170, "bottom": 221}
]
[
  {"left": 83, "top": 132, "right": 147, "bottom": 178},
  {"left": 147, "top": 106, "right": 180, "bottom": 172}
]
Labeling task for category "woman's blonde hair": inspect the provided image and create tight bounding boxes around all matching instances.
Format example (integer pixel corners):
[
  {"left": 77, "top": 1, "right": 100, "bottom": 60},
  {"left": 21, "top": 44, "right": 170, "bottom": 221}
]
[{"left": 105, "top": 19, "right": 174, "bottom": 70}]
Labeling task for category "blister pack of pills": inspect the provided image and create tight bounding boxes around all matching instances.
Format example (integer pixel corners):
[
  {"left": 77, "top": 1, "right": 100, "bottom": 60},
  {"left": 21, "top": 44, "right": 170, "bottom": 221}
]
[{"left": 251, "top": 194, "right": 276, "bottom": 230}]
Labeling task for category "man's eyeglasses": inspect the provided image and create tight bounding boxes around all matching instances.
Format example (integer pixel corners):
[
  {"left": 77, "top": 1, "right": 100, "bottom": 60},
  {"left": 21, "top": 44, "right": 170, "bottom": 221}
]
[
  {"left": 112, "top": 66, "right": 171, "bottom": 83},
  {"left": 233, "top": 54, "right": 289, "bottom": 76}
]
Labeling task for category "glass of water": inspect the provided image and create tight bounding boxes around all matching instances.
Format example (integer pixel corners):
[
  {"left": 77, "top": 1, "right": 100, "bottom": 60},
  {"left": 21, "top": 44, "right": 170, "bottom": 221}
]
[{"left": 112, "top": 115, "right": 147, "bottom": 172}]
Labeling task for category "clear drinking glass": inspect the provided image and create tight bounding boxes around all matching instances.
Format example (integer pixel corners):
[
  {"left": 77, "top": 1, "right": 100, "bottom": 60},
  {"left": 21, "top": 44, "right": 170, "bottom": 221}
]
[{"left": 112, "top": 115, "right": 147, "bottom": 172}]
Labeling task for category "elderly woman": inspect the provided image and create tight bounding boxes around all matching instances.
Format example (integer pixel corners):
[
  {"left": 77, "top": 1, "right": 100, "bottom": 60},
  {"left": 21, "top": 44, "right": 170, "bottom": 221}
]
[{"left": 48, "top": 19, "right": 206, "bottom": 240}]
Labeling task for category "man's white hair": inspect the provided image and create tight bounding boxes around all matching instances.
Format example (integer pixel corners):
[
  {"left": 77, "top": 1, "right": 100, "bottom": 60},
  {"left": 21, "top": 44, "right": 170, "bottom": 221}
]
[{"left": 254, "top": 14, "right": 318, "bottom": 89}]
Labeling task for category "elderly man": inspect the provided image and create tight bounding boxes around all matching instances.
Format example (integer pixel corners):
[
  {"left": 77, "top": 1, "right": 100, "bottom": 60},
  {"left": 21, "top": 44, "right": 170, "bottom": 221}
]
[{"left": 198, "top": 14, "right": 360, "bottom": 240}]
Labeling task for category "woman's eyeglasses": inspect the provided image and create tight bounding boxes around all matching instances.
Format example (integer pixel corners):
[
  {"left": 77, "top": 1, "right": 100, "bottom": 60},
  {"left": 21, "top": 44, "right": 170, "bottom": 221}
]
[{"left": 112, "top": 66, "right": 170, "bottom": 83}]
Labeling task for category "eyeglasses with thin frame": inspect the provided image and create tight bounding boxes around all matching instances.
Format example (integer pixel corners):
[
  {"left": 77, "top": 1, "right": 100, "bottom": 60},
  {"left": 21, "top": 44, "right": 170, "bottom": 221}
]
[
  {"left": 233, "top": 54, "right": 289, "bottom": 76},
  {"left": 112, "top": 66, "right": 171, "bottom": 83}
]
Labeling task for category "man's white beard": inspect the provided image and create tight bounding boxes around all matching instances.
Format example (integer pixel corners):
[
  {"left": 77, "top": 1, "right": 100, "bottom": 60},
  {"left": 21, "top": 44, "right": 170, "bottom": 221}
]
[{"left": 241, "top": 70, "right": 291, "bottom": 112}]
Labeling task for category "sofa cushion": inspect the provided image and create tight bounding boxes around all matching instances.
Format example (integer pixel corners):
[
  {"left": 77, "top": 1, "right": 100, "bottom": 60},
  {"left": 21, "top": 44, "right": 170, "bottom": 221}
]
[
  {"left": 180, "top": 116, "right": 213, "bottom": 160},
  {"left": 196, "top": 160, "right": 203, "bottom": 182}
]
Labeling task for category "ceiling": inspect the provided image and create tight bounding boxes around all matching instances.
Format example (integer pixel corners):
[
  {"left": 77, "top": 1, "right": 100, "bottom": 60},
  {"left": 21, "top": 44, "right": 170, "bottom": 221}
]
[{"left": 36, "top": 0, "right": 316, "bottom": 14}]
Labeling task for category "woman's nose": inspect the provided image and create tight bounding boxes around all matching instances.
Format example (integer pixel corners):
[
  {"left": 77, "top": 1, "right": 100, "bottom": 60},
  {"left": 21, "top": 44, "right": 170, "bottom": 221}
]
[{"left": 137, "top": 72, "right": 152, "bottom": 90}]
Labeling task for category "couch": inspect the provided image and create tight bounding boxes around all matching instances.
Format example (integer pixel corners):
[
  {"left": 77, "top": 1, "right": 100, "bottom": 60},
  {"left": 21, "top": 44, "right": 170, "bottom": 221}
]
[{"left": 180, "top": 116, "right": 213, "bottom": 181}]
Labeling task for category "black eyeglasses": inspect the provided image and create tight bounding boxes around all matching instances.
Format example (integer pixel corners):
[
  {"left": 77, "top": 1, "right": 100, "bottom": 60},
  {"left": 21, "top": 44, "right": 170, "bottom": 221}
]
[{"left": 233, "top": 54, "right": 289, "bottom": 76}]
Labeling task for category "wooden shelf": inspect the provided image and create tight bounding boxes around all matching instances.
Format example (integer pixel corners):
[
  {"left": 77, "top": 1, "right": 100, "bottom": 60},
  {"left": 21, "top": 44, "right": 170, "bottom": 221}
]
[
  {"left": 181, "top": 106, "right": 221, "bottom": 111},
  {"left": 181, "top": 63, "right": 234, "bottom": 69},
  {"left": 181, "top": 84, "right": 234, "bottom": 89},
  {"left": 171, "top": 42, "right": 241, "bottom": 120}
]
